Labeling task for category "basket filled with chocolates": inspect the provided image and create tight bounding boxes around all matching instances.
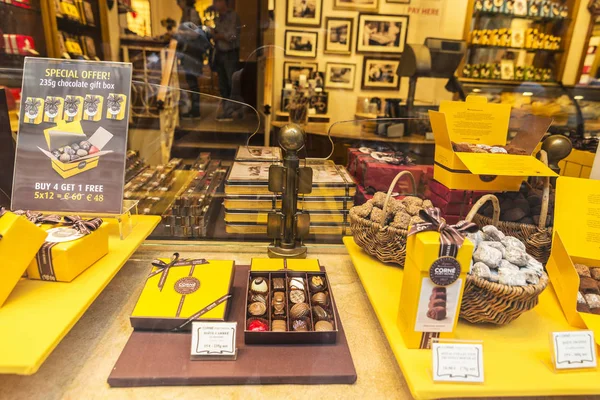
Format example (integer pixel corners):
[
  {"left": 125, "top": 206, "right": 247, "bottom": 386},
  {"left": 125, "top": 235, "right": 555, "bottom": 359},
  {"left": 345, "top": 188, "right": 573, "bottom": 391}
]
[
  {"left": 349, "top": 171, "right": 434, "bottom": 266},
  {"left": 244, "top": 271, "right": 338, "bottom": 344},
  {"left": 472, "top": 151, "right": 553, "bottom": 264},
  {"left": 460, "top": 194, "right": 549, "bottom": 325}
]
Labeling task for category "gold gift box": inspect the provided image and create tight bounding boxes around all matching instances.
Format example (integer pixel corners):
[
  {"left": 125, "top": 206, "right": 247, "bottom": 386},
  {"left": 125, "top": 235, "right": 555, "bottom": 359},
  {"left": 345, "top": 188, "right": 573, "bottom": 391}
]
[
  {"left": 131, "top": 259, "right": 235, "bottom": 331},
  {"left": 429, "top": 95, "right": 556, "bottom": 191},
  {"left": 397, "top": 231, "right": 474, "bottom": 349},
  {"left": 0, "top": 211, "right": 48, "bottom": 307},
  {"left": 26, "top": 222, "right": 109, "bottom": 282},
  {"left": 39, "top": 121, "right": 114, "bottom": 179}
]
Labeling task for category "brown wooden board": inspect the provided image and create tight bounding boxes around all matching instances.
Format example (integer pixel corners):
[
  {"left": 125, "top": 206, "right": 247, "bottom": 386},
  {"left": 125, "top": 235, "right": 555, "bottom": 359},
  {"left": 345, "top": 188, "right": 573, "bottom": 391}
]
[{"left": 108, "top": 265, "right": 357, "bottom": 386}]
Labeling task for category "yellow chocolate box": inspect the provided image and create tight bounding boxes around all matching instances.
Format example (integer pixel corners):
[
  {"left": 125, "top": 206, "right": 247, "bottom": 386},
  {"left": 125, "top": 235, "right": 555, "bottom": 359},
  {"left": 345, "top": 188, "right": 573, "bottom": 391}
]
[{"left": 38, "top": 120, "right": 114, "bottom": 179}]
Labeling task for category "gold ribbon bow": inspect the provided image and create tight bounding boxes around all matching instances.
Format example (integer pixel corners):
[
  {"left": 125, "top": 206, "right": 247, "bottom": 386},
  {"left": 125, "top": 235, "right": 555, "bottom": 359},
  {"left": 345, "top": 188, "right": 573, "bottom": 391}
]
[
  {"left": 150, "top": 253, "right": 208, "bottom": 291},
  {"left": 408, "top": 208, "right": 478, "bottom": 257},
  {"left": 14, "top": 210, "right": 62, "bottom": 225},
  {"left": 63, "top": 215, "right": 103, "bottom": 235}
]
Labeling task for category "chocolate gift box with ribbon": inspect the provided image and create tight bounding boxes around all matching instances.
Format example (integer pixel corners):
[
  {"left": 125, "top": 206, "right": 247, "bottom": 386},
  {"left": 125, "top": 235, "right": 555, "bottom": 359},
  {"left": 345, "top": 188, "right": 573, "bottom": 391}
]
[
  {"left": 130, "top": 254, "right": 235, "bottom": 331},
  {"left": 0, "top": 208, "right": 48, "bottom": 307},
  {"left": 397, "top": 208, "right": 476, "bottom": 349},
  {"left": 26, "top": 215, "right": 109, "bottom": 282}
]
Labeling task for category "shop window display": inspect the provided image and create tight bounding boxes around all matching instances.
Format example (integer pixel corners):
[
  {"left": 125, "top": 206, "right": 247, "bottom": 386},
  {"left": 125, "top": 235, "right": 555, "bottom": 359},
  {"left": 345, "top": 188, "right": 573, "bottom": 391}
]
[{"left": 1, "top": 0, "right": 600, "bottom": 398}]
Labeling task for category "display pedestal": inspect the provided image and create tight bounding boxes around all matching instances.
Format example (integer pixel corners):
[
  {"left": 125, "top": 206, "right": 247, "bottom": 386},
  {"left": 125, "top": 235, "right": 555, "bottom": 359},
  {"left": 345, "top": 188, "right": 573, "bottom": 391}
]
[
  {"left": 108, "top": 265, "right": 357, "bottom": 387},
  {"left": 0, "top": 215, "right": 160, "bottom": 375},
  {"left": 343, "top": 236, "right": 600, "bottom": 400}
]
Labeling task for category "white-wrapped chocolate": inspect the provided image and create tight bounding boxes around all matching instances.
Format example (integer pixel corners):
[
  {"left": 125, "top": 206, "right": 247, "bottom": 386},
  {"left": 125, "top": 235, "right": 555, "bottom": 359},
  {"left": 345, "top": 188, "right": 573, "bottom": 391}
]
[
  {"left": 504, "top": 247, "right": 528, "bottom": 267},
  {"left": 473, "top": 244, "right": 503, "bottom": 269},
  {"left": 482, "top": 225, "right": 505, "bottom": 242},
  {"left": 482, "top": 241, "right": 506, "bottom": 257},
  {"left": 499, "top": 268, "right": 527, "bottom": 286},
  {"left": 472, "top": 262, "right": 491, "bottom": 280},
  {"left": 501, "top": 236, "right": 526, "bottom": 252},
  {"left": 467, "top": 225, "right": 544, "bottom": 287}
]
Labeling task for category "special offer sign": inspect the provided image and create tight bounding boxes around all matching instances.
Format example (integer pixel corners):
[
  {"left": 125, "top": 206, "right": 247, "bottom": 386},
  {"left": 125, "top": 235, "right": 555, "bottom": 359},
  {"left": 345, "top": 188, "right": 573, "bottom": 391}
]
[{"left": 11, "top": 57, "right": 132, "bottom": 214}]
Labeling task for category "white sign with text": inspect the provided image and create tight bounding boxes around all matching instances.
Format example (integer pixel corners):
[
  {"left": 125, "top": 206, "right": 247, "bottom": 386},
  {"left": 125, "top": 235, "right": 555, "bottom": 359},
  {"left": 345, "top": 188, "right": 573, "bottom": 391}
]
[
  {"left": 432, "top": 342, "right": 484, "bottom": 383},
  {"left": 552, "top": 331, "right": 597, "bottom": 370},
  {"left": 191, "top": 321, "right": 237, "bottom": 360}
]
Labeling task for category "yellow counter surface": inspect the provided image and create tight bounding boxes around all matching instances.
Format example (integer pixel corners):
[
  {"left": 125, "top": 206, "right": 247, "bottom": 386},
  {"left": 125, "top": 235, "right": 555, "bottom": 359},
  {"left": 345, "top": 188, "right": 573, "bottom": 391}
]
[
  {"left": 0, "top": 216, "right": 160, "bottom": 375},
  {"left": 344, "top": 236, "right": 600, "bottom": 399}
]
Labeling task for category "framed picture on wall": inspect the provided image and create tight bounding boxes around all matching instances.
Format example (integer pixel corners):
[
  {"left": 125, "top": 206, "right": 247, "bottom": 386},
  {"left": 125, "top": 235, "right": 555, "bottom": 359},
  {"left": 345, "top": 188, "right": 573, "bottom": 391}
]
[
  {"left": 324, "top": 17, "right": 354, "bottom": 55},
  {"left": 286, "top": 0, "right": 323, "bottom": 27},
  {"left": 284, "top": 61, "right": 319, "bottom": 84},
  {"left": 325, "top": 62, "right": 356, "bottom": 89},
  {"left": 334, "top": 0, "right": 378, "bottom": 11},
  {"left": 357, "top": 14, "right": 409, "bottom": 54},
  {"left": 361, "top": 57, "right": 401, "bottom": 90},
  {"left": 285, "top": 30, "right": 319, "bottom": 58},
  {"left": 310, "top": 92, "right": 329, "bottom": 114}
]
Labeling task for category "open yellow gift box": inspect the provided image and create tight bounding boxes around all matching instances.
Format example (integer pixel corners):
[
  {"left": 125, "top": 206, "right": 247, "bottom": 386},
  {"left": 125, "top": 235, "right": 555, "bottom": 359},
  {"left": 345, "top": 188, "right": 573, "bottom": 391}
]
[
  {"left": 0, "top": 210, "right": 48, "bottom": 307},
  {"left": 26, "top": 221, "right": 109, "bottom": 282},
  {"left": 547, "top": 176, "right": 600, "bottom": 345},
  {"left": 429, "top": 95, "right": 557, "bottom": 191},
  {"left": 37, "top": 120, "right": 114, "bottom": 179},
  {"left": 131, "top": 258, "right": 234, "bottom": 331},
  {"left": 397, "top": 230, "right": 474, "bottom": 349}
]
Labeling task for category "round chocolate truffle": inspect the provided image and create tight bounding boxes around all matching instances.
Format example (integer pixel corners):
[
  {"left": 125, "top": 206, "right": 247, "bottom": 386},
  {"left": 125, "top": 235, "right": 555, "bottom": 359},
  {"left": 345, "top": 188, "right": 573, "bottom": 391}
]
[
  {"left": 289, "top": 289, "right": 305, "bottom": 304},
  {"left": 315, "top": 320, "right": 334, "bottom": 331},
  {"left": 71, "top": 143, "right": 80, "bottom": 151},
  {"left": 312, "top": 305, "right": 329, "bottom": 321},
  {"left": 59, "top": 153, "right": 71, "bottom": 163},
  {"left": 292, "top": 319, "right": 308, "bottom": 331},
  {"left": 76, "top": 149, "right": 88, "bottom": 157},
  {"left": 272, "top": 319, "right": 286, "bottom": 332},
  {"left": 80, "top": 141, "right": 91, "bottom": 151},
  {"left": 248, "top": 301, "right": 266, "bottom": 316},
  {"left": 311, "top": 292, "right": 328, "bottom": 307},
  {"left": 290, "top": 302, "right": 310, "bottom": 319},
  {"left": 309, "top": 276, "right": 327, "bottom": 292},
  {"left": 250, "top": 277, "right": 268, "bottom": 294}
]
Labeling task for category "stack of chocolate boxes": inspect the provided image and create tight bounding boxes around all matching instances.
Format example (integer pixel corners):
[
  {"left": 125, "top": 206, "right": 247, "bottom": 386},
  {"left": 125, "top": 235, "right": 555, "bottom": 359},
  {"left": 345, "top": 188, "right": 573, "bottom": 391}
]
[
  {"left": 157, "top": 156, "right": 228, "bottom": 238},
  {"left": 224, "top": 146, "right": 356, "bottom": 236},
  {"left": 424, "top": 180, "right": 488, "bottom": 224}
]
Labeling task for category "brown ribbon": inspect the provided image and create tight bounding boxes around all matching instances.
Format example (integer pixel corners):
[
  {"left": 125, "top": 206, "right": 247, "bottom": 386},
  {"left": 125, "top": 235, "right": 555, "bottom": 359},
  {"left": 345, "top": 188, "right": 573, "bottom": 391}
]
[
  {"left": 408, "top": 208, "right": 478, "bottom": 258},
  {"left": 63, "top": 215, "right": 103, "bottom": 235},
  {"left": 172, "top": 294, "right": 232, "bottom": 331},
  {"left": 13, "top": 210, "right": 62, "bottom": 225},
  {"left": 150, "top": 253, "right": 208, "bottom": 291},
  {"left": 36, "top": 215, "right": 103, "bottom": 281}
]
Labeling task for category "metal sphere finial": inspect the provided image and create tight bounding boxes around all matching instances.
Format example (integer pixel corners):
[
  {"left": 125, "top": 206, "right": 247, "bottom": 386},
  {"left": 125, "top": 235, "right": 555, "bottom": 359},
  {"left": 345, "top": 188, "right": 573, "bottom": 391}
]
[{"left": 278, "top": 123, "right": 306, "bottom": 152}]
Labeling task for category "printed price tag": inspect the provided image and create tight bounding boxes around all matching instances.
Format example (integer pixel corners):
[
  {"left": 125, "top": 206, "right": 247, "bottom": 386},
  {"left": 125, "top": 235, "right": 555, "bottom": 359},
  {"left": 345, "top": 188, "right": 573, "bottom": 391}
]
[
  {"left": 552, "top": 331, "right": 597, "bottom": 370},
  {"left": 191, "top": 321, "right": 237, "bottom": 360},
  {"left": 432, "top": 342, "right": 484, "bottom": 383}
]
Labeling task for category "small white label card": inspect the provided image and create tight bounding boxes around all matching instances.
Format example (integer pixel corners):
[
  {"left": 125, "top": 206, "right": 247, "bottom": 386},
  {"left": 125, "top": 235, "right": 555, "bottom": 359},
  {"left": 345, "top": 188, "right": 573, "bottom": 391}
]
[
  {"left": 191, "top": 321, "right": 237, "bottom": 361},
  {"left": 432, "top": 342, "right": 484, "bottom": 383},
  {"left": 552, "top": 331, "right": 597, "bottom": 370}
]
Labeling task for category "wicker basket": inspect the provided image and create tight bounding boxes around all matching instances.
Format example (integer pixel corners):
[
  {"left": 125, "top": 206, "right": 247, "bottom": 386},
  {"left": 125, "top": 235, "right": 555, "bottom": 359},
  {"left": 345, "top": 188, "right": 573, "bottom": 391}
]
[
  {"left": 349, "top": 171, "right": 417, "bottom": 266},
  {"left": 472, "top": 151, "right": 552, "bottom": 264},
  {"left": 460, "top": 194, "right": 549, "bottom": 325}
]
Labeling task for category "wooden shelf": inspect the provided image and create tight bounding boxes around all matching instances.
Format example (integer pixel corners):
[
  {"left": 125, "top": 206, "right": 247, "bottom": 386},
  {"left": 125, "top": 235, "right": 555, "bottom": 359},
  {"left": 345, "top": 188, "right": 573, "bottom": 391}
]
[
  {"left": 469, "top": 44, "right": 563, "bottom": 53},
  {"left": 0, "top": 215, "right": 160, "bottom": 375},
  {"left": 459, "top": 77, "right": 560, "bottom": 87},
  {"left": 271, "top": 121, "right": 435, "bottom": 145},
  {"left": 473, "top": 11, "right": 570, "bottom": 23}
]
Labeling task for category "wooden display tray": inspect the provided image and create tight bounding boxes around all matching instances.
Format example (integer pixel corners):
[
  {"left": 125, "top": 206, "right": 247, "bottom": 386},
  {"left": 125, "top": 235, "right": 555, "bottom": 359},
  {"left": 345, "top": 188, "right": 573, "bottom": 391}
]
[
  {"left": 344, "top": 236, "right": 600, "bottom": 399},
  {"left": 108, "top": 265, "right": 357, "bottom": 387}
]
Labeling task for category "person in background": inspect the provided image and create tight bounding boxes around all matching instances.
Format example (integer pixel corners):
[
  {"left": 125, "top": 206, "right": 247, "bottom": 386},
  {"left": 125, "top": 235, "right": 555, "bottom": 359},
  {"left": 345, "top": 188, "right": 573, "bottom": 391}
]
[
  {"left": 212, "top": 0, "right": 241, "bottom": 121},
  {"left": 176, "top": 0, "right": 205, "bottom": 119}
]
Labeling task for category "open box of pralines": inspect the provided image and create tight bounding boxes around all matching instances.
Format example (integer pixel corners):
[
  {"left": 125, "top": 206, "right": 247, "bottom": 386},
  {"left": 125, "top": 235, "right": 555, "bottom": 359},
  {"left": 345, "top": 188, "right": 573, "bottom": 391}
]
[{"left": 244, "top": 271, "right": 338, "bottom": 344}]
